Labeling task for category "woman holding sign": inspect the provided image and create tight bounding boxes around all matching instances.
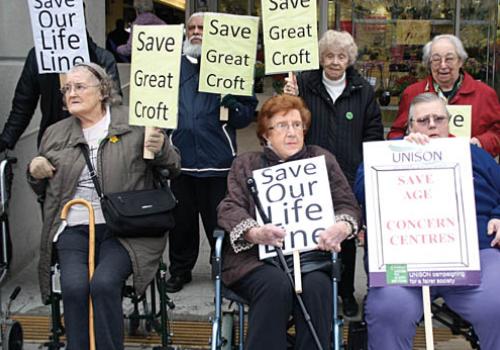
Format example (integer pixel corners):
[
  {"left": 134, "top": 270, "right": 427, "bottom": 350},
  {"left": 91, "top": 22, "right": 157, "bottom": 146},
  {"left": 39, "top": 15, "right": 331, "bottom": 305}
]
[
  {"left": 217, "top": 95, "right": 361, "bottom": 349},
  {"left": 356, "top": 93, "right": 500, "bottom": 350},
  {"left": 284, "top": 29, "right": 383, "bottom": 317},
  {"left": 27, "top": 63, "right": 180, "bottom": 349}
]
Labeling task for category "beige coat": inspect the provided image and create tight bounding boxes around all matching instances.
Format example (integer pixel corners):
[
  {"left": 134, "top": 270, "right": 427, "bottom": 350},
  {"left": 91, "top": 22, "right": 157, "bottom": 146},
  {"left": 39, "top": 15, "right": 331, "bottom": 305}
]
[{"left": 29, "top": 105, "right": 180, "bottom": 302}]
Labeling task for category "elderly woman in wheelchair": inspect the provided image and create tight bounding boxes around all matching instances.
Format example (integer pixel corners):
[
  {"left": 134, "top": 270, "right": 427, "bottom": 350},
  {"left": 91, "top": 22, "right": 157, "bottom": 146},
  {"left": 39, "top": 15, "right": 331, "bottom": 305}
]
[
  {"left": 27, "top": 62, "right": 180, "bottom": 349},
  {"left": 355, "top": 93, "right": 500, "bottom": 350},
  {"left": 217, "top": 95, "right": 361, "bottom": 349}
]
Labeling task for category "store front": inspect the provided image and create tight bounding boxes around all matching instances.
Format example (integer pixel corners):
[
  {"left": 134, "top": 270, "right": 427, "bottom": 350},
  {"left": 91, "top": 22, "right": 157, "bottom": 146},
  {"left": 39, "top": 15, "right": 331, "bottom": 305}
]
[{"left": 106, "top": 0, "right": 500, "bottom": 100}]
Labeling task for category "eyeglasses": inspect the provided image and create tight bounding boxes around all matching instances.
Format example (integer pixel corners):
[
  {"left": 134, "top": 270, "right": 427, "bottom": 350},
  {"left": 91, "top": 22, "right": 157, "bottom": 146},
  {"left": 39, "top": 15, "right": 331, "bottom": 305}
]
[
  {"left": 411, "top": 114, "right": 449, "bottom": 127},
  {"left": 268, "top": 121, "right": 304, "bottom": 133},
  {"left": 60, "top": 83, "right": 100, "bottom": 95},
  {"left": 430, "top": 54, "right": 459, "bottom": 67}
]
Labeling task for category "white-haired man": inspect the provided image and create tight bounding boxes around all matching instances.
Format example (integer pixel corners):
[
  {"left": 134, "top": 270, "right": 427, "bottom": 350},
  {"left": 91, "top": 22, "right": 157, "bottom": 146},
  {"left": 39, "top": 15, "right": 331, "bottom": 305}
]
[{"left": 166, "top": 13, "right": 258, "bottom": 292}]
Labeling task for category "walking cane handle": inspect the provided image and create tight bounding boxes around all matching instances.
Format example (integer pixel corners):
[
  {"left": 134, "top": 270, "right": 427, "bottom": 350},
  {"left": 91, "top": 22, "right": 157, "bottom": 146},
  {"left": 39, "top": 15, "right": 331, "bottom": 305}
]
[{"left": 61, "top": 198, "right": 95, "bottom": 221}]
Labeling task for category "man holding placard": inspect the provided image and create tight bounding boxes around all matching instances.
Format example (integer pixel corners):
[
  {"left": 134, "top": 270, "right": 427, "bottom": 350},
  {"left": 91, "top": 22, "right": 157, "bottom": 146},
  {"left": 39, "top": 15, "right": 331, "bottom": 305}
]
[
  {"left": 166, "top": 13, "right": 258, "bottom": 293},
  {"left": 356, "top": 93, "right": 500, "bottom": 350},
  {"left": 0, "top": 0, "right": 121, "bottom": 151}
]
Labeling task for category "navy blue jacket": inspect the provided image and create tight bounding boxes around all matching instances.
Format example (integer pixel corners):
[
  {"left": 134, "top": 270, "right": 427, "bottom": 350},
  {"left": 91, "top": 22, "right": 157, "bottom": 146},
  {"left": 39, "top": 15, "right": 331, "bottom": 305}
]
[
  {"left": 171, "top": 56, "right": 257, "bottom": 177},
  {"left": 355, "top": 144, "right": 500, "bottom": 250}
]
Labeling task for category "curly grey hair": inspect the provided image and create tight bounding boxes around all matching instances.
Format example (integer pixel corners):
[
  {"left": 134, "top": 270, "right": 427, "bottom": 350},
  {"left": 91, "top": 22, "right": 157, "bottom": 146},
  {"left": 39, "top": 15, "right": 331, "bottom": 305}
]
[
  {"left": 422, "top": 34, "right": 468, "bottom": 68},
  {"left": 319, "top": 30, "right": 358, "bottom": 66}
]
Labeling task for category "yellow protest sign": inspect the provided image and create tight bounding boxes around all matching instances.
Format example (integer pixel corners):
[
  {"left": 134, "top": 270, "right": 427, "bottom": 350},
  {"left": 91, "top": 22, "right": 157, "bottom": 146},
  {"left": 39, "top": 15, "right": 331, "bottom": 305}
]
[
  {"left": 262, "top": 0, "right": 319, "bottom": 74},
  {"left": 446, "top": 105, "right": 472, "bottom": 138},
  {"left": 199, "top": 13, "right": 259, "bottom": 96},
  {"left": 129, "top": 24, "right": 183, "bottom": 129},
  {"left": 396, "top": 20, "right": 431, "bottom": 45}
]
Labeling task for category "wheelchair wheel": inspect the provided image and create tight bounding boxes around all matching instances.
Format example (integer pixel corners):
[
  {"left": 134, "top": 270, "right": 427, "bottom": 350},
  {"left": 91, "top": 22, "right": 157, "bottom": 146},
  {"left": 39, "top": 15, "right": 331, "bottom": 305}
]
[
  {"left": 2, "top": 320, "right": 23, "bottom": 350},
  {"left": 221, "top": 313, "right": 233, "bottom": 350}
]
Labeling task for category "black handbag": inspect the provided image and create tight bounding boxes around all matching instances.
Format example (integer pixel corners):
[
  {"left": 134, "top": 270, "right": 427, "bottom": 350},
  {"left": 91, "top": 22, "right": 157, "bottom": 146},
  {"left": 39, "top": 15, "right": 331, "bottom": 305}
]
[{"left": 80, "top": 145, "right": 176, "bottom": 238}]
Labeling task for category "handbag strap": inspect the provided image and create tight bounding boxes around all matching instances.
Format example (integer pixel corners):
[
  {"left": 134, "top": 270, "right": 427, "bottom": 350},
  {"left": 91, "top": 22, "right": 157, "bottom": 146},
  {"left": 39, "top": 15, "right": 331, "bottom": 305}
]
[{"left": 79, "top": 144, "right": 103, "bottom": 198}]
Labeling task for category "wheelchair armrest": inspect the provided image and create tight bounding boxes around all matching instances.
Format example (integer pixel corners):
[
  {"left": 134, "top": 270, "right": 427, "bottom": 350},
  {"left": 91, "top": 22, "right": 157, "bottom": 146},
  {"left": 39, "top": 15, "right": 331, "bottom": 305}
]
[{"left": 213, "top": 228, "right": 225, "bottom": 259}]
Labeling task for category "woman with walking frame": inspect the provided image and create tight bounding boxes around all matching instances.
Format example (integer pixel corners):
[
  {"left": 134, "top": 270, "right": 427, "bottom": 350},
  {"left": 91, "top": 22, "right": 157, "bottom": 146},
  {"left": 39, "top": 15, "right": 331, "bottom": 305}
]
[
  {"left": 217, "top": 95, "right": 361, "bottom": 349},
  {"left": 27, "top": 62, "right": 180, "bottom": 349}
]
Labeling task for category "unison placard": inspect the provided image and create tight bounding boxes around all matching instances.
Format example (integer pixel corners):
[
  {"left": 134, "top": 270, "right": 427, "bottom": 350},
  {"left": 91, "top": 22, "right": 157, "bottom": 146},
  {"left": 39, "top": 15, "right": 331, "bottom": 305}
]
[{"left": 363, "top": 138, "right": 480, "bottom": 287}]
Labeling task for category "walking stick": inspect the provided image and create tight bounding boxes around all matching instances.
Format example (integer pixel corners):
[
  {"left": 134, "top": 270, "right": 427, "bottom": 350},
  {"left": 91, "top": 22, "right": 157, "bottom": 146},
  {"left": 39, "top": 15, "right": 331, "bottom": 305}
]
[
  {"left": 60, "top": 199, "right": 96, "bottom": 350},
  {"left": 247, "top": 178, "right": 324, "bottom": 350}
]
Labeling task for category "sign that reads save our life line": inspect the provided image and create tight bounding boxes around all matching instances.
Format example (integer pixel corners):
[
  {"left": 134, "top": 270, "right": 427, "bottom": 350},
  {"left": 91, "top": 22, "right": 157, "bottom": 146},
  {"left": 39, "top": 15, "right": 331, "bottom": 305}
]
[
  {"left": 252, "top": 156, "right": 335, "bottom": 259},
  {"left": 28, "top": 0, "right": 90, "bottom": 73},
  {"left": 363, "top": 138, "right": 480, "bottom": 288},
  {"left": 261, "top": 0, "right": 319, "bottom": 74},
  {"left": 199, "top": 13, "right": 259, "bottom": 96},
  {"left": 129, "top": 25, "right": 183, "bottom": 129}
]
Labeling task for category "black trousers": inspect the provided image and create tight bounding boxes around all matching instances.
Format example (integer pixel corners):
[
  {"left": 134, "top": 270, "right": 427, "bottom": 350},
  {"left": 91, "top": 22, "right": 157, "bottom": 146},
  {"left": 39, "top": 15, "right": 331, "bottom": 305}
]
[
  {"left": 339, "top": 238, "right": 356, "bottom": 297},
  {"left": 232, "top": 264, "right": 332, "bottom": 350},
  {"left": 168, "top": 174, "right": 227, "bottom": 277},
  {"left": 56, "top": 225, "right": 132, "bottom": 350}
]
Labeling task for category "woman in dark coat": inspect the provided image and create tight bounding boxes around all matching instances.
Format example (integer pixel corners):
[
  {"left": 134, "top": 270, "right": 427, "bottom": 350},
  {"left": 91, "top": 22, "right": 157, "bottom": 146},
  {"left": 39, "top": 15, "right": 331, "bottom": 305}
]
[{"left": 217, "top": 95, "right": 361, "bottom": 349}]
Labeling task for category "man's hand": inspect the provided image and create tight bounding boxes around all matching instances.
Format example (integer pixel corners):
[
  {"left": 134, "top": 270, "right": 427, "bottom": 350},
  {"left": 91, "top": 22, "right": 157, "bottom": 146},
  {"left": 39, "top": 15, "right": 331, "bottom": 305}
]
[
  {"left": 487, "top": 218, "right": 500, "bottom": 247},
  {"left": 404, "top": 132, "right": 430, "bottom": 145},
  {"left": 29, "top": 156, "right": 55, "bottom": 179},
  {"left": 470, "top": 137, "right": 482, "bottom": 148},
  {"left": 283, "top": 73, "right": 298, "bottom": 96}
]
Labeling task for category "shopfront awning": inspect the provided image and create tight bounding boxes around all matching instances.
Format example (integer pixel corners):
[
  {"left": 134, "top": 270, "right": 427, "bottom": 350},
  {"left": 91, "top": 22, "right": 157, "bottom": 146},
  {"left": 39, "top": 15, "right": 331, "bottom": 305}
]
[{"left": 155, "top": 0, "right": 185, "bottom": 11}]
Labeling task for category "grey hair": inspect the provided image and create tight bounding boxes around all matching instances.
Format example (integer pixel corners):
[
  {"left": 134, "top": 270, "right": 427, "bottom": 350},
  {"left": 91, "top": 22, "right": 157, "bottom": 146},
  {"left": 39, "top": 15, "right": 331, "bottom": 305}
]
[
  {"left": 70, "top": 62, "right": 122, "bottom": 107},
  {"left": 319, "top": 30, "right": 358, "bottom": 66},
  {"left": 134, "top": 0, "right": 154, "bottom": 14},
  {"left": 408, "top": 93, "right": 450, "bottom": 125},
  {"left": 187, "top": 12, "right": 204, "bottom": 26},
  {"left": 422, "top": 34, "right": 468, "bottom": 67}
]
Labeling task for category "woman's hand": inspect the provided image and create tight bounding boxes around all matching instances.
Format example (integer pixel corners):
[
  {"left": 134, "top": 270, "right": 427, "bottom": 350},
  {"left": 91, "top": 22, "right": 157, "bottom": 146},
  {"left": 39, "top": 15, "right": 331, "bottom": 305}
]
[
  {"left": 404, "top": 132, "right": 430, "bottom": 145},
  {"left": 29, "top": 156, "right": 55, "bottom": 179},
  {"left": 317, "top": 221, "right": 351, "bottom": 252},
  {"left": 283, "top": 73, "right": 298, "bottom": 96},
  {"left": 244, "top": 224, "right": 286, "bottom": 247},
  {"left": 488, "top": 218, "right": 500, "bottom": 247},
  {"left": 145, "top": 127, "right": 165, "bottom": 155}
]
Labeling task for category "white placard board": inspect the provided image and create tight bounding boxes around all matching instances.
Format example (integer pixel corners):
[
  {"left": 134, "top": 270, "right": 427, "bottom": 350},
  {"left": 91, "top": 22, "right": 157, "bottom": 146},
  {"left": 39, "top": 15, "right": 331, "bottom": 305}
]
[
  {"left": 28, "top": 0, "right": 90, "bottom": 73},
  {"left": 363, "top": 138, "right": 480, "bottom": 287},
  {"left": 252, "top": 156, "right": 335, "bottom": 259}
]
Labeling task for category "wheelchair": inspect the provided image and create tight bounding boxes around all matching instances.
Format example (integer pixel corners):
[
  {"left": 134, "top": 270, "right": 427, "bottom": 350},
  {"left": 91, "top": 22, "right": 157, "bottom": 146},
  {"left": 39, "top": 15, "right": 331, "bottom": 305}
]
[
  {"left": 0, "top": 156, "right": 23, "bottom": 350},
  {"left": 44, "top": 256, "right": 175, "bottom": 349},
  {"left": 210, "top": 228, "right": 346, "bottom": 350}
]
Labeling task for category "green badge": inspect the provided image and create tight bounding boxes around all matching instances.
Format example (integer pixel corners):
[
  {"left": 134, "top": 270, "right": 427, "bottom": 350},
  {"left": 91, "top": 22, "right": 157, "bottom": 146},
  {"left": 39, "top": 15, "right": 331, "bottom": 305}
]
[
  {"left": 386, "top": 264, "right": 408, "bottom": 285},
  {"left": 345, "top": 111, "right": 354, "bottom": 120}
]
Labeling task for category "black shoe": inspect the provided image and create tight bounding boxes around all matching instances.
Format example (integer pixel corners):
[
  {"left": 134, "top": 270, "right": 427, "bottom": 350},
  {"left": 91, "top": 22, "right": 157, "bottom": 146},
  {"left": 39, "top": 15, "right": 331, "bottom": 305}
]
[
  {"left": 341, "top": 295, "right": 359, "bottom": 317},
  {"left": 165, "top": 273, "right": 192, "bottom": 293}
]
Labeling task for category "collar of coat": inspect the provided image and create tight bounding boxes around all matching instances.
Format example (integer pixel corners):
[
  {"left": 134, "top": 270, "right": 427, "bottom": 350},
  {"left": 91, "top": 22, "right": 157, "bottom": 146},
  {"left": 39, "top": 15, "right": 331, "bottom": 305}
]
[
  {"left": 67, "top": 105, "right": 132, "bottom": 147},
  {"left": 423, "top": 70, "right": 476, "bottom": 98},
  {"left": 301, "top": 66, "right": 366, "bottom": 102},
  {"left": 262, "top": 145, "right": 309, "bottom": 165}
]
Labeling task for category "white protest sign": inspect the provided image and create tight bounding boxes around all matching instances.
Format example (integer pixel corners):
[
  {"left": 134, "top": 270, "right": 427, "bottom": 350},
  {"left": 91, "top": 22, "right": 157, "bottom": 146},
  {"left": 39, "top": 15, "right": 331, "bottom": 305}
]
[
  {"left": 28, "top": 0, "right": 89, "bottom": 73},
  {"left": 252, "top": 156, "right": 335, "bottom": 259},
  {"left": 129, "top": 25, "right": 183, "bottom": 129},
  {"left": 363, "top": 138, "right": 480, "bottom": 287}
]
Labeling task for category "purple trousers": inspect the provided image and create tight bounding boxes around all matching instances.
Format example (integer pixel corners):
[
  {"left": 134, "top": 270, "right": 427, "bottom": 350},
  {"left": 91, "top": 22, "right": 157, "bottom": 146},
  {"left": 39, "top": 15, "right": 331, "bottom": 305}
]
[{"left": 365, "top": 248, "right": 500, "bottom": 350}]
